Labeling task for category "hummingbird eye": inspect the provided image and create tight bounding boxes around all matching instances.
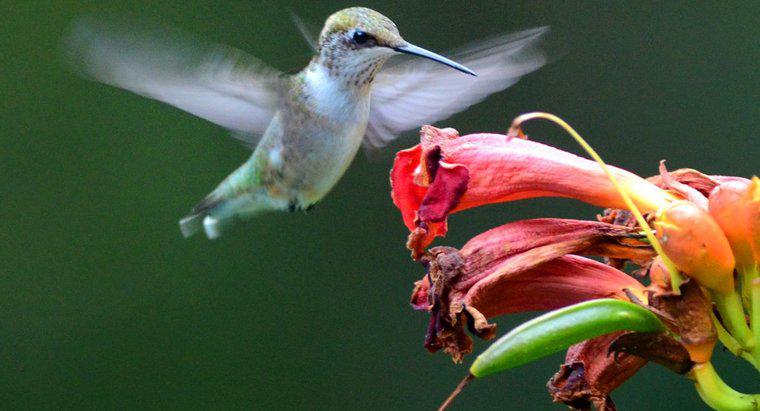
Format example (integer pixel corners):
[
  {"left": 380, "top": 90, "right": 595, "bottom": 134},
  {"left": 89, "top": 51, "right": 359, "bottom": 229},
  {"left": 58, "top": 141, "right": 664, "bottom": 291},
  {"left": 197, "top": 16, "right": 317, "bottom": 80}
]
[{"left": 352, "top": 30, "right": 372, "bottom": 45}]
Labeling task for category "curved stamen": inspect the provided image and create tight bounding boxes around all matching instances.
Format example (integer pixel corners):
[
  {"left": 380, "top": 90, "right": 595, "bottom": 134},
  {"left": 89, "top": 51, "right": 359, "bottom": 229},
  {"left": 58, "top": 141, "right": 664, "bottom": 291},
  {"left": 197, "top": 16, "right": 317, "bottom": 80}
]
[{"left": 507, "top": 112, "right": 684, "bottom": 293}]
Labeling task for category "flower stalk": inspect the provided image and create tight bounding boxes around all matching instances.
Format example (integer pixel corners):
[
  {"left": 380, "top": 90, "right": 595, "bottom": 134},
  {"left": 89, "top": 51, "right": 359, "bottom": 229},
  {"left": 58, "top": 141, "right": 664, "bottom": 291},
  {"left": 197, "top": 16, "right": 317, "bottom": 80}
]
[
  {"left": 747, "top": 265, "right": 760, "bottom": 315},
  {"left": 714, "top": 290, "right": 755, "bottom": 352},
  {"left": 692, "top": 362, "right": 759, "bottom": 411},
  {"left": 752, "top": 278, "right": 760, "bottom": 367},
  {"left": 711, "top": 310, "right": 756, "bottom": 368}
]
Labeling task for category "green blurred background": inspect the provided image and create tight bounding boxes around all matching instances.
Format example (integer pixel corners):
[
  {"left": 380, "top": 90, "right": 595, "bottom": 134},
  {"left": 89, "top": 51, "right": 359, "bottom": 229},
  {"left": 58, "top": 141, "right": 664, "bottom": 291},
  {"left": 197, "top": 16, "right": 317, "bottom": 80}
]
[{"left": 2, "top": 1, "right": 758, "bottom": 409}]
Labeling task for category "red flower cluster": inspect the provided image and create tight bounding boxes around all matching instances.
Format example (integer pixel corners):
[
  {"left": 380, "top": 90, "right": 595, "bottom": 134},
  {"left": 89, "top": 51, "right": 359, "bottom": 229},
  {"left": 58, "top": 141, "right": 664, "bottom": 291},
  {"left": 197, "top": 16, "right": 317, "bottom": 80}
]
[{"left": 391, "top": 123, "right": 758, "bottom": 408}]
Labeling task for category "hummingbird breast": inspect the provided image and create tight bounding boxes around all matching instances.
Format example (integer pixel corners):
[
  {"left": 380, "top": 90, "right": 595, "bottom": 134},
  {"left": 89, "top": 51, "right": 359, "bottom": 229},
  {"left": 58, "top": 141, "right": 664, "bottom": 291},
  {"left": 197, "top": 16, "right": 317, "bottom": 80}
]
[{"left": 250, "top": 63, "right": 372, "bottom": 207}]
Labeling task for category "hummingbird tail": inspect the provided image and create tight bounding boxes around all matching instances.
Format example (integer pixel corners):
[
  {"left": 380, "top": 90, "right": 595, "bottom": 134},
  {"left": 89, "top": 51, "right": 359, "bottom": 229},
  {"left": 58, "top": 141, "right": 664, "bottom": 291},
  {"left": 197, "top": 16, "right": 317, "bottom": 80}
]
[
  {"left": 178, "top": 212, "right": 230, "bottom": 240},
  {"left": 178, "top": 194, "right": 227, "bottom": 239},
  {"left": 178, "top": 188, "right": 288, "bottom": 239},
  {"left": 178, "top": 212, "right": 206, "bottom": 238}
]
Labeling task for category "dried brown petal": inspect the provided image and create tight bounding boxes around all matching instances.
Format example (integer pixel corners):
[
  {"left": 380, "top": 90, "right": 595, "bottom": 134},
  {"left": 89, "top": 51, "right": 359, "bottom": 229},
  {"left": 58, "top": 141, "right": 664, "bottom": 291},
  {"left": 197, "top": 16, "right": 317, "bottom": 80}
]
[
  {"left": 648, "top": 279, "right": 717, "bottom": 363},
  {"left": 657, "top": 161, "right": 708, "bottom": 209},
  {"left": 548, "top": 332, "right": 646, "bottom": 411},
  {"left": 609, "top": 332, "right": 693, "bottom": 374},
  {"left": 647, "top": 168, "right": 720, "bottom": 197}
]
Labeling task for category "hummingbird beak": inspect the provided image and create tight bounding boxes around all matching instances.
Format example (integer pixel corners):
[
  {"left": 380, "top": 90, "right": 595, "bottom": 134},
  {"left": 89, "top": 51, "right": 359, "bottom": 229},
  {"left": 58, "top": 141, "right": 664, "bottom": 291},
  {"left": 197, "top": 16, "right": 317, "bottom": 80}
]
[{"left": 393, "top": 43, "right": 477, "bottom": 76}]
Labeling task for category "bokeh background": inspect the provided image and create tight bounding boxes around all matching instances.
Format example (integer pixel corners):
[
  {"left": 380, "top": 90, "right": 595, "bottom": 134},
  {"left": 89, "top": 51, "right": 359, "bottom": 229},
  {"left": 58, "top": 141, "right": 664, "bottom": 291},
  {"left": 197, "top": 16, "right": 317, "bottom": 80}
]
[{"left": 2, "top": 1, "right": 758, "bottom": 409}]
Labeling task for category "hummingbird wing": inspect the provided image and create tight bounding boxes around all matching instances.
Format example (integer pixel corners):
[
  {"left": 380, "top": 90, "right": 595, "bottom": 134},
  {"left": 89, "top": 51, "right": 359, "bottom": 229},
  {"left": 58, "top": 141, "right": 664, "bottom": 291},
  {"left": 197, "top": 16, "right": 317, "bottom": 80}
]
[
  {"left": 290, "top": 12, "right": 319, "bottom": 52},
  {"left": 64, "top": 17, "right": 283, "bottom": 145},
  {"left": 365, "top": 27, "right": 549, "bottom": 150}
]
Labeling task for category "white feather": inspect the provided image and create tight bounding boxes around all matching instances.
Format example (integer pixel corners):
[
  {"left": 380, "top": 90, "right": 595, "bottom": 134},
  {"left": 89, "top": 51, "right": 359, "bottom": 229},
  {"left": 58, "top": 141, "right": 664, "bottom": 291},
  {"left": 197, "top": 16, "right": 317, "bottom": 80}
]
[
  {"left": 303, "top": 64, "right": 359, "bottom": 121},
  {"left": 203, "top": 215, "right": 222, "bottom": 240}
]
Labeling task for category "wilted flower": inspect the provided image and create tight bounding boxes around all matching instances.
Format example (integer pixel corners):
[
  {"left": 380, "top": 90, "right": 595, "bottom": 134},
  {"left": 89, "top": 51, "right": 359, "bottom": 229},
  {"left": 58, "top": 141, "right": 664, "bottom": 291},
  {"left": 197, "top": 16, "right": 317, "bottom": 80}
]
[{"left": 410, "top": 218, "right": 650, "bottom": 360}]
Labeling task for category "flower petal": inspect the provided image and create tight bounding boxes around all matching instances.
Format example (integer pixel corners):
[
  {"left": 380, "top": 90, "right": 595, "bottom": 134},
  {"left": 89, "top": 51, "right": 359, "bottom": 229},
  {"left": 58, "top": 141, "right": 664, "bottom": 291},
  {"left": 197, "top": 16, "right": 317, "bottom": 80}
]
[
  {"left": 646, "top": 167, "right": 750, "bottom": 197},
  {"left": 551, "top": 330, "right": 691, "bottom": 409},
  {"left": 658, "top": 162, "right": 708, "bottom": 209},
  {"left": 464, "top": 255, "right": 646, "bottom": 319},
  {"left": 390, "top": 144, "right": 426, "bottom": 232},
  {"left": 417, "top": 161, "right": 470, "bottom": 224}
]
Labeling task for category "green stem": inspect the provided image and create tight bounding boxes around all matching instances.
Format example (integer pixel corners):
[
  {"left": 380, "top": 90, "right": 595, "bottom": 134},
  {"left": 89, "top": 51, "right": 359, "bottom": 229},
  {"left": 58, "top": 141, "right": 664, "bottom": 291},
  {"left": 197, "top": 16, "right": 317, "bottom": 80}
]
[
  {"left": 692, "top": 362, "right": 759, "bottom": 410},
  {"left": 751, "top": 277, "right": 760, "bottom": 368},
  {"left": 743, "top": 264, "right": 759, "bottom": 321},
  {"left": 712, "top": 310, "right": 758, "bottom": 370},
  {"left": 742, "top": 264, "right": 758, "bottom": 314},
  {"left": 714, "top": 289, "right": 755, "bottom": 351}
]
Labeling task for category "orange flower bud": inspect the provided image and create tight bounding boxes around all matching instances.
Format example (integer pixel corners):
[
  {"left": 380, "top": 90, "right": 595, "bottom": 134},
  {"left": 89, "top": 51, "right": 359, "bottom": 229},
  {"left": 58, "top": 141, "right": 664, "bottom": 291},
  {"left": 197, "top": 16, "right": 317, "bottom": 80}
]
[
  {"left": 748, "top": 177, "right": 760, "bottom": 261},
  {"left": 648, "top": 257, "right": 671, "bottom": 291},
  {"left": 655, "top": 201, "right": 735, "bottom": 294},
  {"left": 708, "top": 179, "right": 755, "bottom": 269}
]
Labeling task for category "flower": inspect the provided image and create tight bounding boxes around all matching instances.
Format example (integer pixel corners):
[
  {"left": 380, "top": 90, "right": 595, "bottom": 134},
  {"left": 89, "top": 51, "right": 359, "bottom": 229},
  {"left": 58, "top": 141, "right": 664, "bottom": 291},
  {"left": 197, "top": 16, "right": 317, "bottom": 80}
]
[
  {"left": 410, "top": 218, "right": 650, "bottom": 361},
  {"left": 393, "top": 117, "right": 759, "bottom": 410},
  {"left": 390, "top": 126, "right": 673, "bottom": 258}
]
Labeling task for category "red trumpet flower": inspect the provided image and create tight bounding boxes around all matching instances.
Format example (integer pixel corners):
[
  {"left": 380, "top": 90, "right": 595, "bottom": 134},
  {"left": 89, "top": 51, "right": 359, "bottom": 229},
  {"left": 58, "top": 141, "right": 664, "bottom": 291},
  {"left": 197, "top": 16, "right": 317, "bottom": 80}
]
[{"left": 390, "top": 126, "right": 673, "bottom": 257}]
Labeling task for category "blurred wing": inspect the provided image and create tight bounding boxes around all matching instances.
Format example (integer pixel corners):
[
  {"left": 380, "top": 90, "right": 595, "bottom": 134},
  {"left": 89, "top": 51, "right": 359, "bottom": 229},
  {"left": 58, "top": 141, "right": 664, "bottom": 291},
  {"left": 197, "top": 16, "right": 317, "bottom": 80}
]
[
  {"left": 290, "top": 12, "right": 319, "bottom": 52},
  {"left": 365, "top": 27, "right": 549, "bottom": 149},
  {"left": 65, "top": 16, "right": 284, "bottom": 145}
]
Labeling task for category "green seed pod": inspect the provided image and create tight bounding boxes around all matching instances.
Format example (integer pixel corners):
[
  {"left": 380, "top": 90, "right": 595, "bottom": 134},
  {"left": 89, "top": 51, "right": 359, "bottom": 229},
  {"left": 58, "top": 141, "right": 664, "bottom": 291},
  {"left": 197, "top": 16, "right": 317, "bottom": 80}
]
[{"left": 470, "top": 299, "right": 665, "bottom": 378}]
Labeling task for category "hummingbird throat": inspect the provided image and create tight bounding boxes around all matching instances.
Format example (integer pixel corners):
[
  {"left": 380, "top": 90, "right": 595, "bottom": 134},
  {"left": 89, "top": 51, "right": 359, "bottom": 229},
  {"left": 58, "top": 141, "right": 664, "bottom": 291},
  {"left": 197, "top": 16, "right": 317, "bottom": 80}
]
[{"left": 314, "top": 43, "right": 392, "bottom": 87}]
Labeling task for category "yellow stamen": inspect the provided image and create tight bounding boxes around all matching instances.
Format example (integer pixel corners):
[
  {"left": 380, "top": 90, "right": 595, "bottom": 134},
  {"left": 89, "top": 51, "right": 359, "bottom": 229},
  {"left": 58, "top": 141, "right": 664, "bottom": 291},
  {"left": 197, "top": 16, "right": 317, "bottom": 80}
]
[{"left": 508, "top": 112, "right": 684, "bottom": 293}]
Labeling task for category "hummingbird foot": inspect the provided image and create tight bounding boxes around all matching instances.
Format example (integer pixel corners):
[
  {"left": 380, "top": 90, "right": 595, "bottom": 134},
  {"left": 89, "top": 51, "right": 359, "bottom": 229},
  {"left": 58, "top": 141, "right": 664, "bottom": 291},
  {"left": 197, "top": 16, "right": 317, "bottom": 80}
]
[{"left": 287, "top": 200, "right": 317, "bottom": 213}]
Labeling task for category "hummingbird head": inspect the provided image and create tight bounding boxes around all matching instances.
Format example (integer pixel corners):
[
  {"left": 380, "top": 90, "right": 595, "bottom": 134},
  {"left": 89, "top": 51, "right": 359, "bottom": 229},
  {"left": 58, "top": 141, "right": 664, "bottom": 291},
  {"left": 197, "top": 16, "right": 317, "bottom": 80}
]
[{"left": 315, "top": 7, "right": 475, "bottom": 85}]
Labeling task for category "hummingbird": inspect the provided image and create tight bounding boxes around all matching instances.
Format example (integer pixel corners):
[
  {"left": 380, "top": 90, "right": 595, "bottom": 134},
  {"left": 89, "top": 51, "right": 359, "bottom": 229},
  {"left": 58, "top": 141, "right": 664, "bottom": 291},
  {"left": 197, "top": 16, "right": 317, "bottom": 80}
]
[{"left": 66, "top": 7, "right": 548, "bottom": 239}]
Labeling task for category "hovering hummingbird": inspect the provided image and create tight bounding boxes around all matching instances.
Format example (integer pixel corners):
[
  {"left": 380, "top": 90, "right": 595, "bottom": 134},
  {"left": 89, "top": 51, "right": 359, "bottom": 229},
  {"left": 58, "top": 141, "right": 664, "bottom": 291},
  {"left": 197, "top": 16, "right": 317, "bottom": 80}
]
[{"left": 66, "top": 7, "right": 548, "bottom": 239}]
